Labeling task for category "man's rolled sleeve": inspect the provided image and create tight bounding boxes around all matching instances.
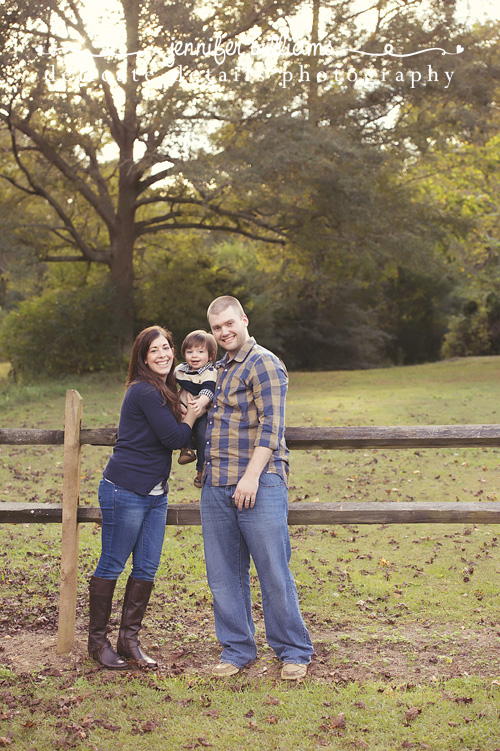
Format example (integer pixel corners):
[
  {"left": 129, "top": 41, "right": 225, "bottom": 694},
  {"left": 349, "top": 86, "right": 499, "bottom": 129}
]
[{"left": 251, "top": 358, "right": 287, "bottom": 450}]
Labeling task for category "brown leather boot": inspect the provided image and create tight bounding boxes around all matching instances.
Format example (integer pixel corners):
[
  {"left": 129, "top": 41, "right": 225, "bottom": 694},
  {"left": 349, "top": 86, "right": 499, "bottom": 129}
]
[
  {"left": 88, "top": 576, "right": 129, "bottom": 670},
  {"left": 116, "top": 576, "right": 157, "bottom": 668}
]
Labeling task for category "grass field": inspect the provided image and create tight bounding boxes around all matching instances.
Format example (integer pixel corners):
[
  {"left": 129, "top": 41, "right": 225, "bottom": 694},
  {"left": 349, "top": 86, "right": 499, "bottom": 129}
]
[{"left": 0, "top": 357, "right": 500, "bottom": 749}]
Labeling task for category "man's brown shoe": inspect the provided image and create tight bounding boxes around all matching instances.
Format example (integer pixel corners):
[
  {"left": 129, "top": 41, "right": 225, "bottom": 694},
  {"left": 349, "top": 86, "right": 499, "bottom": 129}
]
[
  {"left": 211, "top": 662, "right": 240, "bottom": 677},
  {"left": 281, "top": 663, "right": 308, "bottom": 680}
]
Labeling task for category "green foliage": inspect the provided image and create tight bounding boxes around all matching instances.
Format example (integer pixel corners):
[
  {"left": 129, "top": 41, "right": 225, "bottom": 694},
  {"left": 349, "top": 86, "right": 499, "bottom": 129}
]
[
  {"left": 134, "top": 233, "right": 238, "bottom": 348},
  {"left": 378, "top": 267, "right": 452, "bottom": 365},
  {"left": 134, "top": 233, "right": 391, "bottom": 370},
  {"left": 134, "top": 233, "right": 288, "bottom": 360},
  {"left": 441, "top": 293, "right": 500, "bottom": 359},
  {"left": 271, "top": 277, "right": 388, "bottom": 370},
  {"left": 0, "top": 276, "right": 125, "bottom": 378}
]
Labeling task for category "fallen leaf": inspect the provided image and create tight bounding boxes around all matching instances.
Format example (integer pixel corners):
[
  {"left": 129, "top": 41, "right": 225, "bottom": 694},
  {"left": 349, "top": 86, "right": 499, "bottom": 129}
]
[
  {"left": 101, "top": 722, "right": 121, "bottom": 731},
  {"left": 265, "top": 715, "right": 279, "bottom": 724},
  {"left": 329, "top": 713, "right": 346, "bottom": 730},
  {"left": 404, "top": 707, "right": 421, "bottom": 725},
  {"left": 264, "top": 695, "right": 280, "bottom": 706}
]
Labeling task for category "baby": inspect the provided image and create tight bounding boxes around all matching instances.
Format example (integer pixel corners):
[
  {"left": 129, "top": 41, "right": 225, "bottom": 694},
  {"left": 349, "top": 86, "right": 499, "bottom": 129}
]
[{"left": 175, "top": 329, "right": 217, "bottom": 488}]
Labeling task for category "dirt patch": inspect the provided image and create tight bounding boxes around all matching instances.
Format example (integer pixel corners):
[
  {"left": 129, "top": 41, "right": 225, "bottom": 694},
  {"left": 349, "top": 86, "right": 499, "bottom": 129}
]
[
  {"left": 0, "top": 632, "right": 85, "bottom": 675},
  {"left": 1, "top": 616, "right": 499, "bottom": 684}
]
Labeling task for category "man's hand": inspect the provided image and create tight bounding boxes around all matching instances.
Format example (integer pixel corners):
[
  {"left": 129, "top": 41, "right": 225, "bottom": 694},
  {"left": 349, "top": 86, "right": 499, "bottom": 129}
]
[
  {"left": 232, "top": 446, "right": 273, "bottom": 510},
  {"left": 233, "top": 475, "right": 259, "bottom": 509}
]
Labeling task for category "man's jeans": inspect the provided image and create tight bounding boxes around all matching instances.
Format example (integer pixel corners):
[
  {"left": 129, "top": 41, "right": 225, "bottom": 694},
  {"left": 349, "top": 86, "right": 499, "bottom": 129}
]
[
  {"left": 94, "top": 479, "right": 168, "bottom": 582},
  {"left": 201, "top": 473, "right": 313, "bottom": 668}
]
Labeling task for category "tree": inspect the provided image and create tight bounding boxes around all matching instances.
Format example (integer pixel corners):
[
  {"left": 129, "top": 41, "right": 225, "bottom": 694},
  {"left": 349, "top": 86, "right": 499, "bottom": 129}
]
[
  {"left": 0, "top": 0, "right": 301, "bottom": 351},
  {"left": 1, "top": 0, "right": 498, "bottom": 362}
]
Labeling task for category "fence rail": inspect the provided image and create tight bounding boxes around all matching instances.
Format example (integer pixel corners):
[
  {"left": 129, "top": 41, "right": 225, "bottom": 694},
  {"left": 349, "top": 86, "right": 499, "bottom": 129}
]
[
  {"left": 2, "top": 501, "right": 500, "bottom": 527},
  {"left": 1, "top": 390, "right": 500, "bottom": 655},
  {"left": 4, "top": 423, "right": 500, "bottom": 449}
]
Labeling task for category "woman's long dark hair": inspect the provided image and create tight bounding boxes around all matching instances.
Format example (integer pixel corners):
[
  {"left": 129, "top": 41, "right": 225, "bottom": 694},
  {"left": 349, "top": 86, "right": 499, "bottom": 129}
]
[{"left": 126, "top": 326, "right": 182, "bottom": 422}]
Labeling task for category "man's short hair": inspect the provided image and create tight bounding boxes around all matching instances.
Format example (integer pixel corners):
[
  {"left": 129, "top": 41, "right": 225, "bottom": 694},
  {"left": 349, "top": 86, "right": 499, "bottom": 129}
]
[
  {"left": 181, "top": 329, "right": 217, "bottom": 363},
  {"left": 207, "top": 295, "right": 245, "bottom": 321}
]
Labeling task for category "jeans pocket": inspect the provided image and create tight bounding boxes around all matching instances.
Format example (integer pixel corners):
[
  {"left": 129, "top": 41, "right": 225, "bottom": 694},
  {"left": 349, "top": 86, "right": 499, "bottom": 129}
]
[
  {"left": 258, "top": 472, "right": 283, "bottom": 488},
  {"left": 98, "top": 478, "right": 115, "bottom": 511}
]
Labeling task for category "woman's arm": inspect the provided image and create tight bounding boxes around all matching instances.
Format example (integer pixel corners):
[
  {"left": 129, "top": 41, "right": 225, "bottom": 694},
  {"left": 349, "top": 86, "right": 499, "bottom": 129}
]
[{"left": 135, "top": 384, "right": 192, "bottom": 449}]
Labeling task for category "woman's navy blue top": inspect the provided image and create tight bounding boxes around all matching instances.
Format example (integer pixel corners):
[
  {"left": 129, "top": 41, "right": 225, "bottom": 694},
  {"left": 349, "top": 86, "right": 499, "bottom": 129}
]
[{"left": 103, "top": 381, "right": 191, "bottom": 495}]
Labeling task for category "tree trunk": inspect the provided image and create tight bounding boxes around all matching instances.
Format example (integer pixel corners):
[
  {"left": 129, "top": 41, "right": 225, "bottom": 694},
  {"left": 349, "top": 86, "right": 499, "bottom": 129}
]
[
  {"left": 109, "top": 226, "right": 135, "bottom": 356},
  {"left": 108, "top": 0, "right": 140, "bottom": 357}
]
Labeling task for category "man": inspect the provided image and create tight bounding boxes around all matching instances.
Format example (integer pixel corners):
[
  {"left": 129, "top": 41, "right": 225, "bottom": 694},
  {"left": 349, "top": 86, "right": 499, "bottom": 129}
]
[{"left": 200, "top": 295, "right": 313, "bottom": 680}]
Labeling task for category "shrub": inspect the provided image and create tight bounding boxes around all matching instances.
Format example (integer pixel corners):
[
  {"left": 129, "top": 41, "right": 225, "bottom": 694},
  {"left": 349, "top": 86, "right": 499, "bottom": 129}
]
[
  {"left": 0, "top": 279, "right": 124, "bottom": 378},
  {"left": 440, "top": 303, "right": 492, "bottom": 359}
]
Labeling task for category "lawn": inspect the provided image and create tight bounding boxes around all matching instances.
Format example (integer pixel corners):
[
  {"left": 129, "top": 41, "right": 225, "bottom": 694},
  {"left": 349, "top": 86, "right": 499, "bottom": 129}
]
[{"left": 0, "top": 357, "right": 499, "bottom": 750}]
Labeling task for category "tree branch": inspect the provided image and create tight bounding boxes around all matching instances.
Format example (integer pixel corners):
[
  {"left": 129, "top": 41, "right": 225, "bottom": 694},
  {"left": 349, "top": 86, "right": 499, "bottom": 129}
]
[
  {"left": 51, "top": 0, "right": 124, "bottom": 145},
  {"left": 136, "top": 193, "right": 285, "bottom": 237},
  {"left": 2, "top": 109, "right": 116, "bottom": 230},
  {"left": 136, "top": 219, "right": 286, "bottom": 244},
  {"left": 6, "top": 122, "right": 110, "bottom": 265}
]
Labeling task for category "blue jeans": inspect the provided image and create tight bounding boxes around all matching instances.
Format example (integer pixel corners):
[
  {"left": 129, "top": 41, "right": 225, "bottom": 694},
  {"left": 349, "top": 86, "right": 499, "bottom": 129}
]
[
  {"left": 200, "top": 473, "right": 313, "bottom": 668},
  {"left": 94, "top": 479, "right": 168, "bottom": 582}
]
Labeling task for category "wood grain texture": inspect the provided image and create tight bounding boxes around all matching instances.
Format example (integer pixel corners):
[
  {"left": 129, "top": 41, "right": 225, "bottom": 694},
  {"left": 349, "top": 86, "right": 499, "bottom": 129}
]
[
  {"left": 2, "top": 501, "right": 499, "bottom": 526},
  {"left": 57, "top": 390, "right": 83, "bottom": 655},
  {"left": 284, "top": 425, "right": 500, "bottom": 449},
  {"left": 3, "top": 424, "right": 500, "bottom": 449}
]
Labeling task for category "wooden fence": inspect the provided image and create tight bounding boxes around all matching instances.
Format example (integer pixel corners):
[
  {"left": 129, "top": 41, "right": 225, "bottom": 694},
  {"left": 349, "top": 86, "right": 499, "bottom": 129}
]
[{"left": 1, "top": 389, "right": 500, "bottom": 655}]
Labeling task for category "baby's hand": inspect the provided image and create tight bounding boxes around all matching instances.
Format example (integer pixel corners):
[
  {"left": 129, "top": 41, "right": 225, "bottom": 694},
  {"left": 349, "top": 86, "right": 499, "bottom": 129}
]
[
  {"left": 188, "top": 394, "right": 210, "bottom": 416},
  {"left": 192, "top": 401, "right": 204, "bottom": 416},
  {"left": 186, "top": 397, "right": 201, "bottom": 416}
]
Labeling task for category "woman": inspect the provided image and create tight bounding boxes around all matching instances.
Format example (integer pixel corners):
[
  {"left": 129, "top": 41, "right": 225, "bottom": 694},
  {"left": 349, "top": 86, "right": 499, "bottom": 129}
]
[{"left": 88, "top": 326, "right": 199, "bottom": 670}]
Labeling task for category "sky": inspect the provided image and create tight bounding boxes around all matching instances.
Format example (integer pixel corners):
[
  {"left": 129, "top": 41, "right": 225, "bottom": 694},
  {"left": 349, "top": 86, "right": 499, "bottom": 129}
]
[
  {"left": 66, "top": 0, "right": 500, "bottom": 93},
  {"left": 77, "top": 0, "right": 500, "bottom": 43}
]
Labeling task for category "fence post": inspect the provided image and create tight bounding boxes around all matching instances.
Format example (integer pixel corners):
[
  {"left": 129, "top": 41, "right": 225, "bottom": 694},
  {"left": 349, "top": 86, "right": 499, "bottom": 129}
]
[{"left": 56, "top": 390, "right": 83, "bottom": 655}]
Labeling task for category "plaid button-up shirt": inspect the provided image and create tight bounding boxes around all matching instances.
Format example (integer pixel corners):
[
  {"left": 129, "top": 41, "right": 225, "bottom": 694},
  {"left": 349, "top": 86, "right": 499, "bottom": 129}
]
[{"left": 203, "top": 337, "right": 290, "bottom": 487}]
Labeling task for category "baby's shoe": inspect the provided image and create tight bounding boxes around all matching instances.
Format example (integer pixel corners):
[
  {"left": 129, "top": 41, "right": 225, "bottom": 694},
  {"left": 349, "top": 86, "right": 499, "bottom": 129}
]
[
  {"left": 178, "top": 448, "right": 196, "bottom": 465},
  {"left": 194, "top": 471, "right": 203, "bottom": 488}
]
